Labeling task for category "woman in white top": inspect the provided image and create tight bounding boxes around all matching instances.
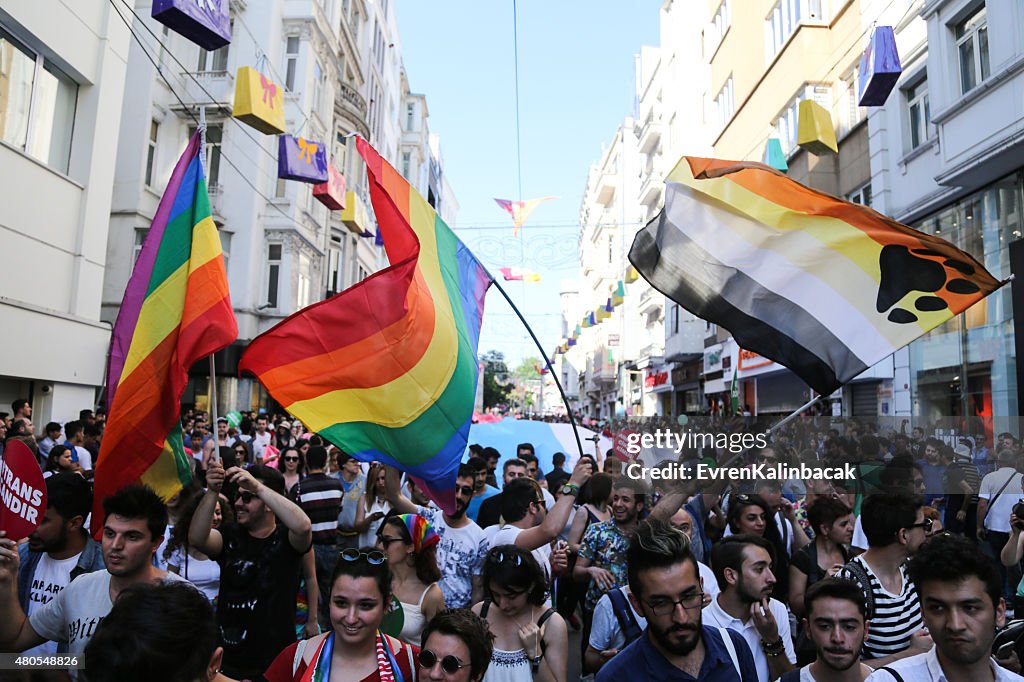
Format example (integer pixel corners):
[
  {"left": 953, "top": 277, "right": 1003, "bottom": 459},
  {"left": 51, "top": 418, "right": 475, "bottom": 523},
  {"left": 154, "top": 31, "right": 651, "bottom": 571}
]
[
  {"left": 355, "top": 463, "right": 391, "bottom": 548},
  {"left": 377, "top": 513, "right": 446, "bottom": 646},
  {"left": 473, "top": 545, "right": 568, "bottom": 682},
  {"left": 166, "top": 491, "right": 230, "bottom": 602}
]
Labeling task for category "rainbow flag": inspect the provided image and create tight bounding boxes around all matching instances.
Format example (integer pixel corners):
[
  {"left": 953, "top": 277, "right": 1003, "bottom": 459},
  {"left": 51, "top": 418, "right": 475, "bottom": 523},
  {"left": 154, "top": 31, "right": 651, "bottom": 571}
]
[
  {"left": 95, "top": 132, "right": 236, "bottom": 523},
  {"left": 494, "top": 196, "right": 556, "bottom": 237},
  {"left": 630, "top": 156, "right": 1006, "bottom": 395},
  {"left": 239, "top": 138, "right": 492, "bottom": 512}
]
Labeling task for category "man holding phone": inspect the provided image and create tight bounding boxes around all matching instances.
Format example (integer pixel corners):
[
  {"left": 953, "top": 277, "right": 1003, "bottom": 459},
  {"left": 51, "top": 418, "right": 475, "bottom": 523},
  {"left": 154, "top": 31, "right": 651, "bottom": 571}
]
[{"left": 867, "top": 533, "right": 1023, "bottom": 680}]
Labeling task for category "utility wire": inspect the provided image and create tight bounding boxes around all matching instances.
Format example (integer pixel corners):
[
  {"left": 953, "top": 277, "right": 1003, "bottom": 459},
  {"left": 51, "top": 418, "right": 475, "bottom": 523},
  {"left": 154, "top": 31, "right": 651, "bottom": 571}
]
[{"left": 108, "top": 0, "right": 321, "bottom": 235}]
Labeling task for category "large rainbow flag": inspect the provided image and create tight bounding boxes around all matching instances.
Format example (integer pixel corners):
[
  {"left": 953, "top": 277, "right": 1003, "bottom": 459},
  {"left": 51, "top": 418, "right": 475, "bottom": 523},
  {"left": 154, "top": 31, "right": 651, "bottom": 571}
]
[
  {"left": 630, "top": 157, "right": 1006, "bottom": 396},
  {"left": 95, "top": 132, "right": 236, "bottom": 526},
  {"left": 239, "top": 137, "right": 492, "bottom": 511}
]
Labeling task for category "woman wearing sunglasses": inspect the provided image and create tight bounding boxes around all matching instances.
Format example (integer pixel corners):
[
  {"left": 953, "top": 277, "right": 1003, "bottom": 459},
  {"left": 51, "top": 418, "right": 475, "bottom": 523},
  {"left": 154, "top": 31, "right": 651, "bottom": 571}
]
[
  {"left": 472, "top": 545, "right": 568, "bottom": 682},
  {"left": 277, "top": 445, "right": 305, "bottom": 497},
  {"left": 264, "top": 547, "right": 419, "bottom": 682},
  {"left": 378, "top": 515, "right": 447, "bottom": 646},
  {"left": 418, "top": 609, "right": 494, "bottom": 682}
]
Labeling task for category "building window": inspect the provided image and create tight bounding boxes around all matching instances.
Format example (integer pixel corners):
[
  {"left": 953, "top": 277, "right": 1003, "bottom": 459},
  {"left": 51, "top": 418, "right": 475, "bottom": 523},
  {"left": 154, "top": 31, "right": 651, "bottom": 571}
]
[
  {"left": 608, "top": 235, "right": 614, "bottom": 264},
  {"left": 133, "top": 228, "right": 149, "bottom": 265},
  {"left": 839, "top": 65, "right": 864, "bottom": 135},
  {"left": 145, "top": 120, "right": 159, "bottom": 187},
  {"left": 955, "top": 6, "right": 989, "bottom": 94},
  {"left": 266, "top": 243, "right": 282, "bottom": 308},
  {"left": 707, "top": 0, "right": 731, "bottom": 54},
  {"left": 906, "top": 79, "right": 931, "bottom": 149},
  {"left": 714, "top": 76, "right": 735, "bottom": 128},
  {"left": 275, "top": 177, "right": 287, "bottom": 198},
  {"left": 196, "top": 43, "right": 229, "bottom": 73},
  {"left": 671, "top": 304, "right": 679, "bottom": 334},
  {"left": 297, "top": 253, "right": 311, "bottom": 308},
  {"left": 405, "top": 102, "right": 415, "bottom": 131},
  {"left": 401, "top": 151, "right": 411, "bottom": 180},
  {"left": 357, "top": 265, "right": 368, "bottom": 282},
  {"left": 328, "top": 234, "right": 345, "bottom": 296},
  {"left": 312, "top": 61, "right": 324, "bottom": 117},
  {"left": 765, "top": 0, "right": 824, "bottom": 61},
  {"left": 284, "top": 36, "right": 300, "bottom": 91},
  {"left": 189, "top": 124, "right": 222, "bottom": 187},
  {"left": 218, "top": 229, "right": 231, "bottom": 272},
  {"left": 773, "top": 85, "right": 831, "bottom": 155},
  {"left": 0, "top": 25, "right": 78, "bottom": 173},
  {"left": 847, "top": 183, "right": 872, "bottom": 207}
]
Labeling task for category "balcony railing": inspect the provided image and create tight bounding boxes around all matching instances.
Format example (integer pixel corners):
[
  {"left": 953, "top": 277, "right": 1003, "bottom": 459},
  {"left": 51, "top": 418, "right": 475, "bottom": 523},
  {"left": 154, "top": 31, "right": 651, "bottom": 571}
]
[
  {"left": 179, "top": 70, "right": 234, "bottom": 110},
  {"left": 337, "top": 81, "right": 367, "bottom": 120}
]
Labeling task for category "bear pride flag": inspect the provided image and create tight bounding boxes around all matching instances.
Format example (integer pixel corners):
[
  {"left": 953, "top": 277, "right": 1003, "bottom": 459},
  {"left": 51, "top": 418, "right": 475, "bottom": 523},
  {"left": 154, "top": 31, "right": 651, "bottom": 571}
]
[
  {"left": 630, "top": 156, "right": 1006, "bottom": 396},
  {"left": 94, "top": 132, "right": 236, "bottom": 530},
  {"left": 240, "top": 137, "right": 492, "bottom": 512}
]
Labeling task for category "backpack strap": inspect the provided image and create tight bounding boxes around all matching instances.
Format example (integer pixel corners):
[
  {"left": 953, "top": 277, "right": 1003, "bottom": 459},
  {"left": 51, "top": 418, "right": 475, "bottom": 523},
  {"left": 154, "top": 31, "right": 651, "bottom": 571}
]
[
  {"left": 716, "top": 627, "right": 740, "bottom": 676},
  {"left": 879, "top": 667, "right": 906, "bottom": 682},
  {"left": 608, "top": 588, "right": 643, "bottom": 645},
  {"left": 480, "top": 599, "right": 491, "bottom": 619},
  {"left": 536, "top": 607, "right": 556, "bottom": 654},
  {"left": 842, "top": 557, "right": 877, "bottom": 619}
]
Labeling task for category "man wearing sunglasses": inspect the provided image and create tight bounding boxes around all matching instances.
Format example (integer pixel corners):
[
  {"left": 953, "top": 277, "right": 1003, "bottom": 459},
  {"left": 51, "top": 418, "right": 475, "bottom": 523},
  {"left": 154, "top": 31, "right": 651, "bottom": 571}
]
[
  {"left": 839, "top": 491, "right": 931, "bottom": 671},
  {"left": 595, "top": 519, "right": 758, "bottom": 682},
  {"left": 384, "top": 463, "right": 489, "bottom": 609},
  {"left": 189, "top": 460, "right": 313, "bottom": 680}
]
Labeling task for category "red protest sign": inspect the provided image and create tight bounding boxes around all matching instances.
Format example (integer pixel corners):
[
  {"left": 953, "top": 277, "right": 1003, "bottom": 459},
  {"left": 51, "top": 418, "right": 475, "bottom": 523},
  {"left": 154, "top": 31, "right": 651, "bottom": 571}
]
[
  {"left": 613, "top": 429, "right": 638, "bottom": 462},
  {"left": 0, "top": 440, "right": 47, "bottom": 540}
]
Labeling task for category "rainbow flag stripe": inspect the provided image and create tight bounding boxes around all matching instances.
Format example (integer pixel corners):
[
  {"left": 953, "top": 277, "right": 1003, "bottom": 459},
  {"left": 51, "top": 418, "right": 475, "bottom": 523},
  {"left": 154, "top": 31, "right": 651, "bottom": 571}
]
[
  {"left": 239, "top": 137, "right": 492, "bottom": 510},
  {"left": 630, "top": 156, "right": 1005, "bottom": 395},
  {"left": 96, "top": 132, "right": 236, "bottom": 509}
]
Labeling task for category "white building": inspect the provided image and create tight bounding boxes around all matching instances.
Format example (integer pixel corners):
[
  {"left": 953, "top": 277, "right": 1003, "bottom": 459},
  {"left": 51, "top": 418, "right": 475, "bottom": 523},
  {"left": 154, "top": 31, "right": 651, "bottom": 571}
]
[
  {"left": 867, "top": 0, "right": 1024, "bottom": 432},
  {"left": 0, "top": 2, "right": 130, "bottom": 426}
]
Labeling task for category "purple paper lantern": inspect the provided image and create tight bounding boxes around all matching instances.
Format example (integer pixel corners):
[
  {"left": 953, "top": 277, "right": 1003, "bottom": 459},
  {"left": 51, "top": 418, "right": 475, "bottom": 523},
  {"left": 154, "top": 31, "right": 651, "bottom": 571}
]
[
  {"left": 278, "top": 135, "right": 328, "bottom": 184},
  {"left": 152, "top": 0, "right": 231, "bottom": 51},
  {"left": 858, "top": 26, "right": 902, "bottom": 106}
]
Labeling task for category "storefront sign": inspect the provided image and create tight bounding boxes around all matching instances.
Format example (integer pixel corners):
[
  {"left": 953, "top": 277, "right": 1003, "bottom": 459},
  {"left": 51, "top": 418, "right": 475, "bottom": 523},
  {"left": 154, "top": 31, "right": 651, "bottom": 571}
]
[
  {"left": 703, "top": 344, "right": 723, "bottom": 374},
  {"left": 738, "top": 348, "right": 773, "bottom": 371},
  {"left": 645, "top": 370, "right": 669, "bottom": 388}
]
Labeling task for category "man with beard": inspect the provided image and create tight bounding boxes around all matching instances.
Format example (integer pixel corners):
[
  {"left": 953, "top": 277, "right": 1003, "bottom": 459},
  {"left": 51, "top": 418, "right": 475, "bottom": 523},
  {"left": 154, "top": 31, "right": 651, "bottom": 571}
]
[
  {"left": 189, "top": 461, "right": 312, "bottom": 680},
  {"left": 703, "top": 535, "right": 796, "bottom": 681},
  {"left": 596, "top": 518, "right": 757, "bottom": 681},
  {"left": 15, "top": 473, "right": 105, "bottom": 663},
  {"left": 0, "top": 484, "right": 188, "bottom": 679},
  {"left": 384, "top": 463, "right": 489, "bottom": 608},
  {"left": 781, "top": 578, "right": 872, "bottom": 681},
  {"left": 867, "top": 533, "right": 1024, "bottom": 681}
]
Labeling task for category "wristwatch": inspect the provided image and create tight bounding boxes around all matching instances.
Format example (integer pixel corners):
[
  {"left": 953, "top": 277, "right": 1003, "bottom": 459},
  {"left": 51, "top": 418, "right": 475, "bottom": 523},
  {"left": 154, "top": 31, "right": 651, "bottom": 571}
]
[{"left": 561, "top": 483, "right": 581, "bottom": 496}]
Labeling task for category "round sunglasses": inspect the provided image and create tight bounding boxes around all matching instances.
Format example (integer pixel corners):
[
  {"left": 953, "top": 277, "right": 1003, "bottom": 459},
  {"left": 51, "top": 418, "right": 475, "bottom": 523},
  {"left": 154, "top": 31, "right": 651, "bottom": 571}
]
[{"left": 418, "top": 649, "right": 468, "bottom": 674}]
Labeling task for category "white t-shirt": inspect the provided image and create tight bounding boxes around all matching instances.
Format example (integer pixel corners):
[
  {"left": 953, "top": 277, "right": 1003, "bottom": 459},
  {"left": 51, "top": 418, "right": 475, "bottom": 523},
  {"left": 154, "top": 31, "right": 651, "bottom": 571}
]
[
  {"left": 980, "top": 467, "right": 1024, "bottom": 533},
  {"left": 251, "top": 431, "right": 272, "bottom": 460},
  {"left": 168, "top": 547, "right": 221, "bottom": 602},
  {"left": 24, "top": 552, "right": 81, "bottom": 657},
  {"left": 417, "top": 505, "right": 488, "bottom": 609},
  {"left": 73, "top": 446, "right": 92, "bottom": 472},
  {"left": 29, "top": 570, "right": 189, "bottom": 679}
]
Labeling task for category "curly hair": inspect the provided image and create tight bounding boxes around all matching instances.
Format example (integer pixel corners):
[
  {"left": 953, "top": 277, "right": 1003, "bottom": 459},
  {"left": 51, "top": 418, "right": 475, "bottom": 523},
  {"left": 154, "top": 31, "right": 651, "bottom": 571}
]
[{"left": 908, "top": 532, "right": 1001, "bottom": 609}]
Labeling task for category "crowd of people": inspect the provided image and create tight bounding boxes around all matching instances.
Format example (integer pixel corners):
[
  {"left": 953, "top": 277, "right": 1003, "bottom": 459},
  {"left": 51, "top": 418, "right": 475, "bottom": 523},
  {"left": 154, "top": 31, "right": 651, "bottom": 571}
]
[{"left": 3, "top": 400, "right": 1024, "bottom": 681}]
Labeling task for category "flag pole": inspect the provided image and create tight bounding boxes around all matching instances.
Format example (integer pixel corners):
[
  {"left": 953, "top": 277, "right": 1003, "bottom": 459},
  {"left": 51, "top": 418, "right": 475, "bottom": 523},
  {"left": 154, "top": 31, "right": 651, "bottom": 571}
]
[
  {"left": 491, "top": 278, "right": 586, "bottom": 462},
  {"left": 198, "top": 105, "right": 220, "bottom": 463},
  {"left": 768, "top": 394, "right": 822, "bottom": 434}
]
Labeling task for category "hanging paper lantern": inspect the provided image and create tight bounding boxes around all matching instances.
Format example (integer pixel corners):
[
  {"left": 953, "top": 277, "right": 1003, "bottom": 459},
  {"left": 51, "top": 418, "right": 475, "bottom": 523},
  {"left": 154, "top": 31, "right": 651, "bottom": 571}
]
[
  {"left": 581, "top": 315, "right": 592, "bottom": 329},
  {"left": 625, "top": 265, "right": 639, "bottom": 283},
  {"left": 763, "top": 138, "right": 788, "bottom": 172},
  {"left": 313, "top": 165, "right": 347, "bottom": 210},
  {"left": 341, "top": 190, "right": 368, "bottom": 234},
  {"left": 797, "top": 100, "right": 838, "bottom": 155},
  {"left": 152, "top": 0, "right": 231, "bottom": 51},
  {"left": 858, "top": 26, "right": 902, "bottom": 106},
  {"left": 278, "top": 135, "right": 328, "bottom": 183},
  {"left": 233, "top": 68, "right": 285, "bottom": 135},
  {"left": 588, "top": 312, "right": 598, "bottom": 326},
  {"left": 611, "top": 281, "right": 625, "bottom": 307},
  {"left": 567, "top": 337, "right": 577, "bottom": 347}
]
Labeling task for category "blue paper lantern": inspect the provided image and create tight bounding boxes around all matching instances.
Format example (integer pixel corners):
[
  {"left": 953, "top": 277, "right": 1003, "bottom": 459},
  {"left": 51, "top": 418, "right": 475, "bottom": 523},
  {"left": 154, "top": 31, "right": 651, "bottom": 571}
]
[
  {"left": 152, "top": 0, "right": 231, "bottom": 51},
  {"left": 277, "top": 135, "right": 328, "bottom": 184},
  {"left": 858, "top": 26, "right": 902, "bottom": 106}
]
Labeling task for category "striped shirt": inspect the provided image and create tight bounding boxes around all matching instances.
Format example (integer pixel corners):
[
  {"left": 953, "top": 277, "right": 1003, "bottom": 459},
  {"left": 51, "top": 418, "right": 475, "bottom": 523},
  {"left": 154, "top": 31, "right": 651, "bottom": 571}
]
[
  {"left": 840, "top": 555, "right": 922, "bottom": 659},
  {"left": 294, "top": 473, "right": 343, "bottom": 544}
]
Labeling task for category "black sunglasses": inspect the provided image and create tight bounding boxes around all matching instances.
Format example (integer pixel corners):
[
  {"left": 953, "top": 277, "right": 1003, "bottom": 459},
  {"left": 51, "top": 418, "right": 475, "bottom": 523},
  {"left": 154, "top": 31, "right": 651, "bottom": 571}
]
[
  {"left": 488, "top": 550, "right": 524, "bottom": 566},
  {"left": 418, "top": 649, "right": 467, "bottom": 674},
  {"left": 238, "top": 491, "right": 257, "bottom": 504},
  {"left": 340, "top": 548, "right": 387, "bottom": 565},
  {"left": 456, "top": 485, "right": 474, "bottom": 497},
  {"left": 906, "top": 518, "right": 933, "bottom": 532},
  {"left": 283, "top": 456, "right": 300, "bottom": 462}
]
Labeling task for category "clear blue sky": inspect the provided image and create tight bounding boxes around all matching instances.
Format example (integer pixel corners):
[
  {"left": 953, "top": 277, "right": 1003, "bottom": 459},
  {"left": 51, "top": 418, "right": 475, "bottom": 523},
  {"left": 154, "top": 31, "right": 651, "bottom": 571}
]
[{"left": 395, "top": 0, "right": 662, "bottom": 367}]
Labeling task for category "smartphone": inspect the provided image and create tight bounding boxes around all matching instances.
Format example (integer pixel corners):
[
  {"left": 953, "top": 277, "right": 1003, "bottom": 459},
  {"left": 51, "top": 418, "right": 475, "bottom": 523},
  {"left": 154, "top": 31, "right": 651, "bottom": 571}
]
[{"left": 997, "top": 641, "right": 1015, "bottom": 658}]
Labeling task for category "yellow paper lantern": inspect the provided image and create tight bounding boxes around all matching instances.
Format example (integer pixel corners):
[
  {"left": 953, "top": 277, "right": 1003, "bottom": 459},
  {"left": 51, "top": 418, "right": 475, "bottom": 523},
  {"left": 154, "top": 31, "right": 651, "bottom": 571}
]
[
  {"left": 797, "top": 100, "right": 838, "bottom": 155},
  {"left": 233, "top": 67, "right": 285, "bottom": 135}
]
